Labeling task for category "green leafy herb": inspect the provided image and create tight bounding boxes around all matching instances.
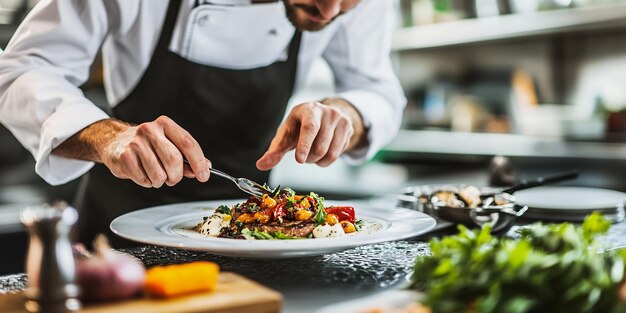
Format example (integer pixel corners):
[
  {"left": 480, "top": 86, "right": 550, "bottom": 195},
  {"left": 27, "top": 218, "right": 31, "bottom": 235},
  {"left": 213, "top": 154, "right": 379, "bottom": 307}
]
[
  {"left": 234, "top": 203, "right": 244, "bottom": 213},
  {"left": 245, "top": 203, "right": 260, "bottom": 213},
  {"left": 240, "top": 228, "right": 298, "bottom": 240},
  {"left": 312, "top": 205, "right": 326, "bottom": 225},
  {"left": 234, "top": 220, "right": 243, "bottom": 230},
  {"left": 240, "top": 228, "right": 254, "bottom": 240},
  {"left": 270, "top": 185, "right": 281, "bottom": 198},
  {"left": 354, "top": 219, "right": 364, "bottom": 231},
  {"left": 241, "top": 228, "right": 273, "bottom": 240},
  {"left": 273, "top": 231, "right": 298, "bottom": 240},
  {"left": 215, "top": 205, "right": 231, "bottom": 215},
  {"left": 285, "top": 199, "right": 295, "bottom": 210},
  {"left": 309, "top": 192, "right": 327, "bottom": 225},
  {"left": 281, "top": 187, "right": 296, "bottom": 198},
  {"left": 410, "top": 213, "right": 626, "bottom": 313}
]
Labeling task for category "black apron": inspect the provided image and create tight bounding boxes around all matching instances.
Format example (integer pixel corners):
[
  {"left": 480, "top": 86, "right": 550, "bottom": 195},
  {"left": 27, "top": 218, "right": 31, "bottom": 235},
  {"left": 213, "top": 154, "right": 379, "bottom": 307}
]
[{"left": 74, "top": 0, "right": 301, "bottom": 247}]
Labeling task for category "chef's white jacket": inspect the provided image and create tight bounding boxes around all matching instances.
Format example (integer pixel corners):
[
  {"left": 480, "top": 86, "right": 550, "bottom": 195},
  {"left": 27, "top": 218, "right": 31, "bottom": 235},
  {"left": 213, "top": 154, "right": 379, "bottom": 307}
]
[{"left": 0, "top": 0, "right": 406, "bottom": 185}]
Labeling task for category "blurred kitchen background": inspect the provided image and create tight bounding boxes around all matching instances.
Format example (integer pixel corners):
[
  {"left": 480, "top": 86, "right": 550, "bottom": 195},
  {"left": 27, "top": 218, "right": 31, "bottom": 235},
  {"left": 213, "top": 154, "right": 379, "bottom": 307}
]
[{"left": 1, "top": 0, "right": 626, "bottom": 274}]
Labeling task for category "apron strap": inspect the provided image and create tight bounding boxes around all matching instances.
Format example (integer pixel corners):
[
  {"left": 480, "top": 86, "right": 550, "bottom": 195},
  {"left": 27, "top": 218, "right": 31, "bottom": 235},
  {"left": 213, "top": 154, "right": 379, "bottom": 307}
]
[{"left": 157, "top": 0, "right": 183, "bottom": 54}]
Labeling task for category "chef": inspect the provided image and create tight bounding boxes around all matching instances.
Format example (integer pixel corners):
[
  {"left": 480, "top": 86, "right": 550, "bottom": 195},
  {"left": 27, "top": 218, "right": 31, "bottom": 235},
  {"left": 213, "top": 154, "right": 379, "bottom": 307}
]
[{"left": 0, "top": 0, "right": 405, "bottom": 246}]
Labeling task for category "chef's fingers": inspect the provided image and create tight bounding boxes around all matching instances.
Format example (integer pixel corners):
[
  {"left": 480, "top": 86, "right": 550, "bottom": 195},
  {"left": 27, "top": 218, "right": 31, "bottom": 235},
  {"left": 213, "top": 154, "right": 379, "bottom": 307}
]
[
  {"left": 294, "top": 103, "right": 323, "bottom": 163},
  {"left": 256, "top": 122, "right": 297, "bottom": 171},
  {"left": 316, "top": 119, "right": 353, "bottom": 167},
  {"left": 182, "top": 159, "right": 211, "bottom": 179},
  {"left": 156, "top": 116, "right": 210, "bottom": 182},
  {"left": 137, "top": 120, "right": 185, "bottom": 186},
  {"left": 130, "top": 165, "right": 153, "bottom": 188},
  {"left": 116, "top": 151, "right": 152, "bottom": 188},
  {"left": 306, "top": 112, "right": 338, "bottom": 163},
  {"left": 183, "top": 163, "right": 196, "bottom": 178},
  {"left": 134, "top": 139, "right": 169, "bottom": 188}
]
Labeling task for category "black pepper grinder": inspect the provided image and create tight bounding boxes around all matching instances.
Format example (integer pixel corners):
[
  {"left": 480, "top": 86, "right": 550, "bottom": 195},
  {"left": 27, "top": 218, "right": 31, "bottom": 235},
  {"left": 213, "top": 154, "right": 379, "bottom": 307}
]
[{"left": 21, "top": 202, "right": 81, "bottom": 313}]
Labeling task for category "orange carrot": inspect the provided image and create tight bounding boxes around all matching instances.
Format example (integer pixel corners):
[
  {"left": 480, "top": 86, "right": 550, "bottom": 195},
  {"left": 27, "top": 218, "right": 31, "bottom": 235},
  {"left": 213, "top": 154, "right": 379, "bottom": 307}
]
[{"left": 144, "top": 261, "right": 219, "bottom": 297}]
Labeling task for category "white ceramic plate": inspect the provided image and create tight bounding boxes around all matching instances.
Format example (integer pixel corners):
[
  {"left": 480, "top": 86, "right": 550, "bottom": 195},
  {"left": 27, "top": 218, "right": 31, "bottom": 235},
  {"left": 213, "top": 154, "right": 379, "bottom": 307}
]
[{"left": 110, "top": 199, "right": 437, "bottom": 258}]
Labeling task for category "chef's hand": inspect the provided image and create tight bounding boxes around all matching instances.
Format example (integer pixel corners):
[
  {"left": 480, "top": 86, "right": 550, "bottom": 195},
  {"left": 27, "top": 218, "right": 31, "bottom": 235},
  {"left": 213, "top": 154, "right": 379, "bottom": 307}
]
[
  {"left": 256, "top": 99, "right": 366, "bottom": 170},
  {"left": 53, "top": 116, "right": 212, "bottom": 188}
]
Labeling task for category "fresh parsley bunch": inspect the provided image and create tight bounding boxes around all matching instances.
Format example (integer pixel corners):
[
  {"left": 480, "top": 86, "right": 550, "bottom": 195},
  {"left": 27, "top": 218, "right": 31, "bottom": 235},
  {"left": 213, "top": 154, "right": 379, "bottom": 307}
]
[{"left": 410, "top": 213, "right": 626, "bottom": 313}]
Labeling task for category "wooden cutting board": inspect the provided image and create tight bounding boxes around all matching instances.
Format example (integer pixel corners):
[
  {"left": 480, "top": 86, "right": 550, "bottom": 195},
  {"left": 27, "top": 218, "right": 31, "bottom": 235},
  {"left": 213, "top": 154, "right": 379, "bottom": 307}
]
[{"left": 0, "top": 273, "right": 282, "bottom": 313}]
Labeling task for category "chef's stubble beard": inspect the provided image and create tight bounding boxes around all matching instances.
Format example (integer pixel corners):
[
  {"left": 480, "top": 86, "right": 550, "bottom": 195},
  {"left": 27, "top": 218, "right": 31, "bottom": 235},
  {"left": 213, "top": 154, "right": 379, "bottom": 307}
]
[{"left": 282, "top": 0, "right": 340, "bottom": 32}]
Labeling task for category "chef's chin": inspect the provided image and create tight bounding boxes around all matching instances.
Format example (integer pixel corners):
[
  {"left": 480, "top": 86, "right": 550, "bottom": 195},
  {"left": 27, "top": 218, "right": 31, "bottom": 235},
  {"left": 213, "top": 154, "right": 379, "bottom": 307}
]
[{"left": 284, "top": 2, "right": 335, "bottom": 31}]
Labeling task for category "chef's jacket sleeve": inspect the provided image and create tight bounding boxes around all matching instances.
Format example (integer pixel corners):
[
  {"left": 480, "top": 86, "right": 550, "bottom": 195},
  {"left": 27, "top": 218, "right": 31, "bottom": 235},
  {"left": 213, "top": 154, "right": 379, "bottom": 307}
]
[
  {"left": 0, "top": 0, "right": 113, "bottom": 185},
  {"left": 322, "top": 0, "right": 406, "bottom": 164}
]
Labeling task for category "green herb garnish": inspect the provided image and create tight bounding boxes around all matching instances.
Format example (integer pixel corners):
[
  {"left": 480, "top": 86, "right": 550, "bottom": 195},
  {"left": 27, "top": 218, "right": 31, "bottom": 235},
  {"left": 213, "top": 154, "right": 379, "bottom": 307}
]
[
  {"left": 309, "top": 192, "right": 327, "bottom": 225},
  {"left": 241, "top": 228, "right": 273, "bottom": 240},
  {"left": 240, "top": 228, "right": 298, "bottom": 240},
  {"left": 234, "top": 220, "right": 243, "bottom": 230},
  {"left": 281, "top": 187, "right": 296, "bottom": 198},
  {"left": 215, "top": 205, "right": 231, "bottom": 215},
  {"left": 410, "top": 213, "right": 626, "bottom": 313},
  {"left": 312, "top": 205, "right": 326, "bottom": 225},
  {"left": 354, "top": 219, "right": 364, "bottom": 231},
  {"left": 285, "top": 199, "right": 295, "bottom": 210},
  {"left": 245, "top": 203, "right": 260, "bottom": 213},
  {"left": 270, "top": 185, "right": 281, "bottom": 198},
  {"left": 273, "top": 231, "right": 298, "bottom": 240}
]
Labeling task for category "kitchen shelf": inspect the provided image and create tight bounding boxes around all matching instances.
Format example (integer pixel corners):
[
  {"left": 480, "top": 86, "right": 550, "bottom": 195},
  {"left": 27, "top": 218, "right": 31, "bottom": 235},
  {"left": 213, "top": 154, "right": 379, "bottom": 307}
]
[
  {"left": 383, "top": 130, "right": 626, "bottom": 160},
  {"left": 393, "top": 4, "right": 626, "bottom": 51}
]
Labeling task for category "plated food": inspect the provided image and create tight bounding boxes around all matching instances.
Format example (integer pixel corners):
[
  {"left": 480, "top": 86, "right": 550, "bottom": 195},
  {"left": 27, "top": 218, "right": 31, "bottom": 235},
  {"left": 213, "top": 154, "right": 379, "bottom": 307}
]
[
  {"left": 110, "top": 197, "right": 436, "bottom": 258},
  {"left": 194, "top": 187, "right": 362, "bottom": 240}
]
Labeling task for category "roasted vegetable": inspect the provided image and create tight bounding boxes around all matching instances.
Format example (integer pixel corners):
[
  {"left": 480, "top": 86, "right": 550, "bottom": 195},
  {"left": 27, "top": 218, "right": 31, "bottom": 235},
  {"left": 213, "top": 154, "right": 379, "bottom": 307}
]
[
  {"left": 324, "top": 206, "right": 356, "bottom": 223},
  {"left": 340, "top": 221, "right": 356, "bottom": 233},
  {"left": 325, "top": 214, "right": 339, "bottom": 226},
  {"left": 295, "top": 209, "right": 314, "bottom": 221}
]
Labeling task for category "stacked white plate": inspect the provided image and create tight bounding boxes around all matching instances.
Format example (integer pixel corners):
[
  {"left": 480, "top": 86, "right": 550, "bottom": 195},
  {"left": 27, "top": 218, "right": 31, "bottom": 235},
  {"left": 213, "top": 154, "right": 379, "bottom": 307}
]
[{"left": 514, "top": 187, "right": 626, "bottom": 223}]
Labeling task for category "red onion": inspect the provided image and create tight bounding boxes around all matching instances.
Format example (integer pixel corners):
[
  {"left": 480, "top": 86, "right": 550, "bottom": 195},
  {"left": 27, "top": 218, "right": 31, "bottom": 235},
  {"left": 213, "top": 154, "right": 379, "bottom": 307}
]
[{"left": 74, "top": 235, "right": 146, "bottom": 302}]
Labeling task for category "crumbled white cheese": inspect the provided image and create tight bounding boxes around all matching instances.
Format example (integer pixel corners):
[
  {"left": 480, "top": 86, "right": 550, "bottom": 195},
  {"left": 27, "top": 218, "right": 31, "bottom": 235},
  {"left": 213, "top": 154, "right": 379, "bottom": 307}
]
[
  {"left": 313, "top": 223, "right": 345, "bottom": 238},
  {"left": 199, "top": 213, "right": 230, "bottom": 237},
  {"left": 313, "top": 224, "right": 331, "bottom": 238},
  {"left": 328, "top": 223, "right": 346, "bottom": 238}
]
